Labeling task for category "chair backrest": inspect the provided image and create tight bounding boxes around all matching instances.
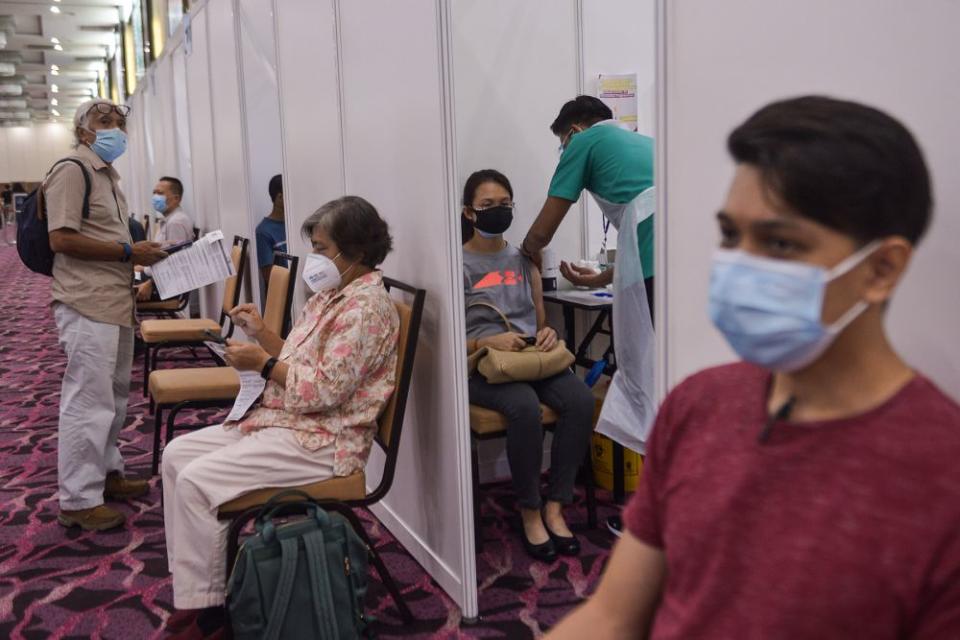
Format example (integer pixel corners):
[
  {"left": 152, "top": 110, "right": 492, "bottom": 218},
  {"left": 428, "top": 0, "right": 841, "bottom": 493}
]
[
  {"left": 367, "top": 277, "right": 425, "bottom": 504},
  {"left": 262, "top": 252, "right": 298, "bottom": 339},
  {"left": 221, "top": 235, "right": 249, "bottom": 318},
  {"left": 192, "top": 226, "right": 200, "bottom": 241}
]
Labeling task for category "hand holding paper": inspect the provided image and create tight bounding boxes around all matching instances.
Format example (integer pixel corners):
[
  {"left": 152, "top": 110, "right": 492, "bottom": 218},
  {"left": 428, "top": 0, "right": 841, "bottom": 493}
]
[
  {"left": 223, "top": 339, "right": 271, "bottom": 373},
  {"left": 229, "top": 303, "right": 266, "bottom": 338}
]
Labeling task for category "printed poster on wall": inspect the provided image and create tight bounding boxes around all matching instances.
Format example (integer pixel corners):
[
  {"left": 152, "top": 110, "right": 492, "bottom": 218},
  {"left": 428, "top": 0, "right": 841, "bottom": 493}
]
[{"left": 597, "top": 73, "right": 638, "bottom": 132}]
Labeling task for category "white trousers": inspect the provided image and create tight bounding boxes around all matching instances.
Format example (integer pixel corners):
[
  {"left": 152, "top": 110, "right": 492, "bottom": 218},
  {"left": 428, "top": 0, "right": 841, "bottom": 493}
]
[
  {"left": 54, "top": 303, "right": 134, "bottom": 510},
  {"left": 161, "top": 425, "right": 335, "bottom": 609}
]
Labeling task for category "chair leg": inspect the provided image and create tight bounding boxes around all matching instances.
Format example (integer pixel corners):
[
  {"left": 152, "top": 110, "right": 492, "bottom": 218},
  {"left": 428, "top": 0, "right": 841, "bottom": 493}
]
[
  {"left": 142, "top": 345, "right": 151, "bottom": 398},
  {"left": 471, "top": 440, "right": 483, "bottom": 553},
  {"left": 330, "top": 504, "right": 414, "bottom": 624},
  {"left": 582, "top": 449, "right": 598, "bottom": 530},
  {"left": 151, "top": 407, "right": 163, "bottom": 476}
]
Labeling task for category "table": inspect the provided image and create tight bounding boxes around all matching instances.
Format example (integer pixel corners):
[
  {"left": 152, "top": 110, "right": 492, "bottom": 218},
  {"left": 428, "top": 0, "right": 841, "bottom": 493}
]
[{"left": 543, "top": 289, "right": 628, "bottom": 508}]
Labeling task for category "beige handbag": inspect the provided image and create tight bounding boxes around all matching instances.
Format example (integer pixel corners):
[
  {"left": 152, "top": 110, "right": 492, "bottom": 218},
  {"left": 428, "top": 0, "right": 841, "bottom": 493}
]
[{"left": 467, "top": 302, "right": 575, "bottom": 384}]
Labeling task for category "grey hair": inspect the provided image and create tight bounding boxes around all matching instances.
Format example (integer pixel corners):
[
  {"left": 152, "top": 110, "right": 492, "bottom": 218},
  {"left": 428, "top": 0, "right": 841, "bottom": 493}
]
[
  {"left": 300, "top": 196, "right": 393, "bottom": 269},
  {"left": 72, "top": 98, "right": 118, "bottom": 148}
]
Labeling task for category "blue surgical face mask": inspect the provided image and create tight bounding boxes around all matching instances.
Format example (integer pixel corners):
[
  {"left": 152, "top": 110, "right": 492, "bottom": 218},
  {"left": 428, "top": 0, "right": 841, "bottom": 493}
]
[
  {"left": 151, "top": 194, "right": 168, "bottom": 214},
  {"left": 708, "top": 241, "right": 879, "bottom": 372},
  {"left": 89, "top": 128, "right": 127, "bottom": 163}
]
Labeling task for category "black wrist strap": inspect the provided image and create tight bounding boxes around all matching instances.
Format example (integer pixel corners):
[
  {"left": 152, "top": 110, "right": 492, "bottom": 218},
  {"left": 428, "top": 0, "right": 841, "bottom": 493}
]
[{"left": 260, "top": 357, "right": 278, "bottom": 381}]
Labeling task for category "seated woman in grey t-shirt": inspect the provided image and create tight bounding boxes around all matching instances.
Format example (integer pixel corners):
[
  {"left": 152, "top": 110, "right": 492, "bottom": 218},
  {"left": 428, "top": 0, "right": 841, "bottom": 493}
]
[{"left": 462, "top": 169, "right": 594, "bottom": 563}]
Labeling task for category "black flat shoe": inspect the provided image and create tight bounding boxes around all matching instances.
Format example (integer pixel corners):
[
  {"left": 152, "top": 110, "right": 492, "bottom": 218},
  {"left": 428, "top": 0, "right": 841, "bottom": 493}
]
[
  {"left": 521, "top": 531, "right": 558, "bottom": 563},
  {"left": 545, "top": 526, "right": 581, "bottom": 556}
]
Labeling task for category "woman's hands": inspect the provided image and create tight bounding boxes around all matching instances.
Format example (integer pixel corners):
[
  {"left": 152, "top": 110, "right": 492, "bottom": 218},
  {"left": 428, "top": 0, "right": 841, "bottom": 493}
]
[
  {"left": 229, "top": 303, "right": 266, "bottom": 338},
  {"left": 478, "top": 332, "right": 527, "bottom": 352},
  {"left": 224, "top": 339, "right": 270, "bottom": 372},
  {"left": 477, "top": 329, "right": 558, "bottom": 352},
  {"left": 536, "top": 326, "right": 559, "bottom": 352}
]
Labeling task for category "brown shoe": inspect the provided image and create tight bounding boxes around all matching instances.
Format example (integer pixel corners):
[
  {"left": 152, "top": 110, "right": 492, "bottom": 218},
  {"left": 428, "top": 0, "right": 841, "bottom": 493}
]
[
  {"left": 104, "top": 471, "right": 150, "bottom": 501},
  {"left": 58, "top": 505, "right": 126, "bottom": 531}
]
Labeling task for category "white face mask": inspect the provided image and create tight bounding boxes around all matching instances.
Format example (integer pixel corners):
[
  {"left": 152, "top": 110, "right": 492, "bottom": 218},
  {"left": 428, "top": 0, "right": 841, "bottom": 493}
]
[{"left": 302, "top": 252, "right": 343, "bottom": 292}]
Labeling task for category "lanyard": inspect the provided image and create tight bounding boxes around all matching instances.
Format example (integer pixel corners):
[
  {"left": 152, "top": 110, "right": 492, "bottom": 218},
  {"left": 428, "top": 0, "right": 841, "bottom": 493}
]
[{"left": 600, "top": 217, "right": 611, "bottom": 257}]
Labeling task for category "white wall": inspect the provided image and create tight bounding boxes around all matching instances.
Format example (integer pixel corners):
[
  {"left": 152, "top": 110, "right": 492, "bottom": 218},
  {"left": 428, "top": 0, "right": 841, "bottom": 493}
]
[
  {"left": 206, "top": 0, "right": 257, "bottom": 307},
  {"left": 336, "top": 0, "right": 478, "bottom": 617},
  {"left": 657, "top": 0, "right": 960, "bottom": 401},
  {"left": 0, "top": 123, "right": 74, "bottom": 183},
  {"left": 272, "top": 0, "right": 344, "bottom": 318},
  {"left": 581, "top": 0, "right": 656, "bottom": 259},
  {"left": 236, "top": 0, "right": 284, "bottom": 303}
]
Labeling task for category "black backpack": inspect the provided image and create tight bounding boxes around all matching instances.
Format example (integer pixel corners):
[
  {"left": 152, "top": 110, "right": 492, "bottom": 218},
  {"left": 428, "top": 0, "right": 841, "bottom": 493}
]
[{"left": 17, "top": 158, "right": 91, "bottom": 276}]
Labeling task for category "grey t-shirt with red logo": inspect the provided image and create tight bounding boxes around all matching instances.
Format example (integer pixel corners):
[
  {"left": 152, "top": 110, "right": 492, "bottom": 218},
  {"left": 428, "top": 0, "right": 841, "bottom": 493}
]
[{"left": 463, "top": 244, "right": 537, "bottom": 340}]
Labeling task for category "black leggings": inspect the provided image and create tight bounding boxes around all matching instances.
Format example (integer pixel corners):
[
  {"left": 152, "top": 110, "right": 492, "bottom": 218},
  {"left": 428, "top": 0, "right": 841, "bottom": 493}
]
[{"left": 469, "top": 370, "right": 594, "bottom": 510}]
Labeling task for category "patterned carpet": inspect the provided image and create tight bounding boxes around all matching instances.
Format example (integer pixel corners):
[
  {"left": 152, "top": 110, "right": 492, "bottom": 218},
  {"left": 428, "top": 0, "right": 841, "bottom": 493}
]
[{"left": 0, "top": 245, "right": 618, "bottom": 639}]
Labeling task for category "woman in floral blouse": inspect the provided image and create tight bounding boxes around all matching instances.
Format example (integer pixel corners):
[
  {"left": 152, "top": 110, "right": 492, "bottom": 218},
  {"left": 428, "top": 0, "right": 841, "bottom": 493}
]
[{"left": 161, "top": 196, "right": 399, "bottom": 631}]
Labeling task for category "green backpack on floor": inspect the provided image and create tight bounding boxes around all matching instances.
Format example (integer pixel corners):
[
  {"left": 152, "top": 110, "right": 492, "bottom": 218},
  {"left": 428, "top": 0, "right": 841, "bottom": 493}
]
[{"left": 226, "top": 490, "right": 370, "bottom": 640}]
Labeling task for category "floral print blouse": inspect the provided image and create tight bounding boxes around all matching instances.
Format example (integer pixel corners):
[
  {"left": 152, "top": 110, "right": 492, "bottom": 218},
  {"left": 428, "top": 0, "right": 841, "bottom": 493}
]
[{"left": 237, "top": 271, "right": 400, "bottom": 476}]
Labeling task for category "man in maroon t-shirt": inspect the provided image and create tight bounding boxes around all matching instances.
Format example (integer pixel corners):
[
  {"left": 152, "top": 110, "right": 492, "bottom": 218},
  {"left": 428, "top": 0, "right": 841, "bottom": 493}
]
[{"left": 547, "top": 96, "right": 960, "bottom": 639}]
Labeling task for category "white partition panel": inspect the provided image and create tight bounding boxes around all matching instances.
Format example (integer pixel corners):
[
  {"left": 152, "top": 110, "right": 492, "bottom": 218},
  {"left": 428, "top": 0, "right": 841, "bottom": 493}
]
[
  {"left": 171, "top": 45, "right": 197, "bottom": 227},
  {"left": 581, "top": 0, "right": 656, "bottom": 259},
  {"left": 338, "top": 0, "right": 477, "bottom": 617},
  {"left": 206, "top": 0, "right": 256, "bottom": 306},
  {"left": 184, "top": 6, "right": 223, "bottom": 319},
  {"left": 658, "top": 0, "right": 960, "bottom": 400},
  {"left": 272, "top": 0, "right": 344, "bottom": 318},
  {"left": 451, "top": 0, "right": 579, "bottom": 261},
  {"left": 236, "top": 0, "right": 284, "bottom": 304}
]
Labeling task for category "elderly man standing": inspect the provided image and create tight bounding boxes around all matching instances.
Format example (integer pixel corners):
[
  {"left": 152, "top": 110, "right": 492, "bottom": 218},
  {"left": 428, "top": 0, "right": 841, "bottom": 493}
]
[{"left": 46, "top": 98, "right": 167, "bottom": 531}]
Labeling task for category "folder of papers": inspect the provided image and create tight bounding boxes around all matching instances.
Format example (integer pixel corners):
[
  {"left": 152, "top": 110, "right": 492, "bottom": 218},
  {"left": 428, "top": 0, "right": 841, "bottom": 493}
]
[{"left": 151, "top": 230, "right": 235, "bottom": 300}]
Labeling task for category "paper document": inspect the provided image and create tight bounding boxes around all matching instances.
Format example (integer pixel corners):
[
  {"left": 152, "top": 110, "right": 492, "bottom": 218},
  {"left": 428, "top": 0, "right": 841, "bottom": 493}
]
[
  {"left": 598, "top": 73, "right": 638, "bottom": 131},
  {"left": 204, "top": 341, "right": 226, "bottom": 360},
  {"left": 225, "top": 370, "right": 266, "bottom": 423},
  {"left": 151, "top": 230, "right": 234, "bottom": 300}
]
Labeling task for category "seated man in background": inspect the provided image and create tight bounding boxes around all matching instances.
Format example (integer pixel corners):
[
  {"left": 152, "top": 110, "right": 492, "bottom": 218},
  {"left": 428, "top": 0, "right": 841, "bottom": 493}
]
[
  {"left": 545, "top": 96, "right": 960, "bottom": 638},
  {"left": 255, "top": 173, "right": 287, "bottom": 299},
  {"left": 162, "top": 196, "right": 398, "bottom": 634},
  {"left": 136, "top": 176, "right": 192, "bottom": 301}
]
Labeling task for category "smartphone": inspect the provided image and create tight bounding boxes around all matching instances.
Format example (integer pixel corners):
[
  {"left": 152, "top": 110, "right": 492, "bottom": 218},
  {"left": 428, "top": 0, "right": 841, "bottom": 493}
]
[
  {"left": 523, "top": 336, "right": 537, "bottom": 346},
  {"left": 202, "top": 329, "right": 227, "bottom": 344},
  {"left": 163, "top": 240, "right": 194, "bottom": 255}
]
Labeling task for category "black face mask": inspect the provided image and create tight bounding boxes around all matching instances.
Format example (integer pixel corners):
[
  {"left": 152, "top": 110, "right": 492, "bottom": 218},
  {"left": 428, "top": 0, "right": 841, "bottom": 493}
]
[{"left": 472, "top": 206, "right": 513, "bottom": 236}]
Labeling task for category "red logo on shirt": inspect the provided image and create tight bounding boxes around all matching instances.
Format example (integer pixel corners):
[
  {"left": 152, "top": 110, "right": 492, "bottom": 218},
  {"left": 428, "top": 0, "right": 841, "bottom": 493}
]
[{"left": 474, "top": 270, "right": 523, "bottom": 289}]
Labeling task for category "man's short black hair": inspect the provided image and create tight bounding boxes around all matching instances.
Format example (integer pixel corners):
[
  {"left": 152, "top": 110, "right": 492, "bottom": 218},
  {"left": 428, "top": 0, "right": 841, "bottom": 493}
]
[
  {"left": 550, "top": 96, "right": 614, "bottom": 136},
  {"left": 728, "top": 95, "right": 932, "bottom": 245},
  {"left": 269, "top": 174, "right": 283, "bottom": 203},
  {"left": 159, "top": 176, "right": 184, "bottom": 198}
]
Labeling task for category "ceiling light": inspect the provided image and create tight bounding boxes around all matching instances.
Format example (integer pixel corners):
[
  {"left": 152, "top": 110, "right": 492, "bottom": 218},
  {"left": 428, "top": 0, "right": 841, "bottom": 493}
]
[
  {"left": 51, "top": 84, "right": 58, "bottom": 93},
  {"left": 51, "top": 64, "right": 59, "bottom": 70},
  {"left": 54, "top": 44, "right": 63, "bottom": 51},
  {"left": 50, "top": 6, "right": 61, "bottom": 14},
  {"left": 50, "top": 98, "right": 58, "bottom": 106},
  {"left": 51, "top": 70, "right": 59, "bottom": 76},
  {"left": 51, "top": 37, "right": 60, "bottom": 44},
  {"left": 51, "top": 108, "right": 60, "bottom": 116},
  {"left": 54, "top": 0, "right": 62, "bottom": 3}
]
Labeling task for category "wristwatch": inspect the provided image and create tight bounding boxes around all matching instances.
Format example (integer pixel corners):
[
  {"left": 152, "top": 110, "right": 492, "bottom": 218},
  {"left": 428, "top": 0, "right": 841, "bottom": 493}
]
[
  {"left": 118, "top": 242, "right": 132, "bottom": 263},
  {"left": 260, "top": 357, "right": 278, "bottom": 381}
]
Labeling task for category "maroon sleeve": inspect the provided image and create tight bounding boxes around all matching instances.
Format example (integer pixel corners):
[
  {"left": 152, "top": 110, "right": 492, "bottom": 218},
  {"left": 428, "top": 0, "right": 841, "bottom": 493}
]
[{"left": 623, "top": 391, "right": 674, "bottom": 548}]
